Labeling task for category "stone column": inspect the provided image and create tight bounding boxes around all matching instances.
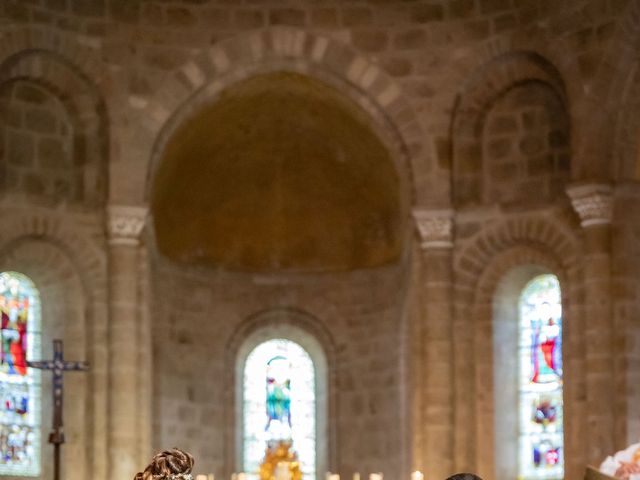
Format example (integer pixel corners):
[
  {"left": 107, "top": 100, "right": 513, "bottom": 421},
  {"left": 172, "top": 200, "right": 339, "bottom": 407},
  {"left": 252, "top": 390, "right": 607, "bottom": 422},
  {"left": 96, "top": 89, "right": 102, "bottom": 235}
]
[
  {"left": 106, "top": 205, "right": 148, "bottom": 480},
  {"left": 138, "top": 244, "right": 153, "bottom": 465},
  {"left": 612, "top": 182, "right": 640, "bottom": 446},
  {"left": 566, "top": 183, "right": 615, "bottom": 464},
  {"left": 412, "top": 209, "right": 455, "bottom": 479}
]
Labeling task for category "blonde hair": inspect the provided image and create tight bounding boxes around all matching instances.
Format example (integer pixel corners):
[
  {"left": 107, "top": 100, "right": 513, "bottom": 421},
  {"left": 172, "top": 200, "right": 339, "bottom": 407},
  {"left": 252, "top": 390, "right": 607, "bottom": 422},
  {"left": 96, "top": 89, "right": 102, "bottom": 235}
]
[{"left": 134, "top": 448, "right": 195, "bottom": 480}]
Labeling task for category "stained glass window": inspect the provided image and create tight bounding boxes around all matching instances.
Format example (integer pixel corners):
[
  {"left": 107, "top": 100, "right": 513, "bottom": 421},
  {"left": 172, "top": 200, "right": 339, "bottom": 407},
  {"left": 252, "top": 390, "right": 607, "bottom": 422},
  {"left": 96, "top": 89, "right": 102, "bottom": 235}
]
[
  {"left": 518, "top": 274, "right": 563, "bottom": 480},
  {"left": 0, "top": 272, "right": 41, "bottom": 477},
  {"left": 243, "top": 339, "right": 315, "bottom": 480}
]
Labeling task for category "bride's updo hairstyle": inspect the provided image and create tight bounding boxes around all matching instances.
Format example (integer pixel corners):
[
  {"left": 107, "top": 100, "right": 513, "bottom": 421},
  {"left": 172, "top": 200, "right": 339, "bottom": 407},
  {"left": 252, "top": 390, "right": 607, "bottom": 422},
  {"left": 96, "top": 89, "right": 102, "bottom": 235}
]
[{"left": 134, "top": 448, "right": 195, "bottom": 480}]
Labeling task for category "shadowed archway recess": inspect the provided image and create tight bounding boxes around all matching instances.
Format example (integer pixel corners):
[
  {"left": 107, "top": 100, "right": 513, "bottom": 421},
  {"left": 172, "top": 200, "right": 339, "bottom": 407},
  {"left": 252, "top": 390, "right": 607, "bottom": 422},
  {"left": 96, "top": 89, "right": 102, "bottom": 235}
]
[{"left": 152, "top": 72, "right": 403, "bottom": 272}]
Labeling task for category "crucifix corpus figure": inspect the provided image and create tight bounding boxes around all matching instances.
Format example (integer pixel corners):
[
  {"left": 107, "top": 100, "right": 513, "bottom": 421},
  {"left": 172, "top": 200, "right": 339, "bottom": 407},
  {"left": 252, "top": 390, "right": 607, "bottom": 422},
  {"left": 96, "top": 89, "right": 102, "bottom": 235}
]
[{"left": 28, "top": 339, "right": 89, "bottom": 480}]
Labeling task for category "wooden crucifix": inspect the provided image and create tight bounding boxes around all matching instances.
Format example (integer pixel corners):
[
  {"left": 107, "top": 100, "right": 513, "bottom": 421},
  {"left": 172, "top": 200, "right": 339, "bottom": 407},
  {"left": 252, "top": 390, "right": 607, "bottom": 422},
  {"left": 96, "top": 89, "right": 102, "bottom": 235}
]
[{"left": 27, "top": 339, "right": 89, "bottom": 480}]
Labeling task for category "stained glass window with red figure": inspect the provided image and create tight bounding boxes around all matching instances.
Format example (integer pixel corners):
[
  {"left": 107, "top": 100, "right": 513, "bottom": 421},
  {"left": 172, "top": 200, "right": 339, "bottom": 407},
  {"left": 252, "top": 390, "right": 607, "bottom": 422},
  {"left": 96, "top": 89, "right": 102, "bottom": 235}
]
[
  {"left": 518, "top": 274, "right": 563, "bottom": 480},
  {"left": 0, "top": 272, "right": 41, "bottom": 476}
]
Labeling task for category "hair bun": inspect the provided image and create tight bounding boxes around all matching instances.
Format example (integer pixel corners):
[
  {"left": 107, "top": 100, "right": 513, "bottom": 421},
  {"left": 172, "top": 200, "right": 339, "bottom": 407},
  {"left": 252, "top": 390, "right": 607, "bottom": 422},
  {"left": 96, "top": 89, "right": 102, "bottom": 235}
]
[{"left": 134, "top": 448, "right": 195, "bottom": 480}]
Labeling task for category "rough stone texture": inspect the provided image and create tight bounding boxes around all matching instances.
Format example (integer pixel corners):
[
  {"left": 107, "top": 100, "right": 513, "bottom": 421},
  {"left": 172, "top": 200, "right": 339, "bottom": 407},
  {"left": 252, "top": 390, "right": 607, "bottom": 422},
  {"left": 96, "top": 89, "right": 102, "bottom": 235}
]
[
  {"left": 481, "top": 82, "right": 570, "bottom": 205},
  {"left": 0, "top": 206, "right": 108, "bottom": 480},
  {"left": 0, "top": 2, "right": 639, "bottom": 480},
  {"left": 153, "top": 262, "right": 408, "bottom": 479},
  {"left": 0, "top": 81, "right": 78, "bottom": 203}
]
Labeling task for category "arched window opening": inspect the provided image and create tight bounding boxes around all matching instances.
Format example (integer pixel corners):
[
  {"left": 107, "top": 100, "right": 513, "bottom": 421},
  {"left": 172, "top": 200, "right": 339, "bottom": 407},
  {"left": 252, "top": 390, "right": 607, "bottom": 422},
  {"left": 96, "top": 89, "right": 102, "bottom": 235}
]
[
  {"left": 518, "top": 274, "right": 563, "bottom": 479},
  {"left": 243, "top": 339, "right": 316, "bottom": 480},
  {"left": 0, "top": 272, "right": 41, "bottom": 476}
]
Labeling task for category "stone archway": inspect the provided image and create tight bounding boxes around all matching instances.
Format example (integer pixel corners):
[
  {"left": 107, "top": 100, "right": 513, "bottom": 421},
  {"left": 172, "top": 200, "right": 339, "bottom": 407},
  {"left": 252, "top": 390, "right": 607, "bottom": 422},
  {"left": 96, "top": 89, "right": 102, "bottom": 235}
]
[{"left": 133, "top": 28, "right": 428, "bottom": 208}]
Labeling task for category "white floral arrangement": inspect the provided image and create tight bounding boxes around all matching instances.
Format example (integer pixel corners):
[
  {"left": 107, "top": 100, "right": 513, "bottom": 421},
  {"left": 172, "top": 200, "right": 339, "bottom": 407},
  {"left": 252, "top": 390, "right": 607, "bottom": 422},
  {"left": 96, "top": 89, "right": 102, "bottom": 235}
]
[{"left": 599, "top": 443, "right": 640, "bottom": 480}]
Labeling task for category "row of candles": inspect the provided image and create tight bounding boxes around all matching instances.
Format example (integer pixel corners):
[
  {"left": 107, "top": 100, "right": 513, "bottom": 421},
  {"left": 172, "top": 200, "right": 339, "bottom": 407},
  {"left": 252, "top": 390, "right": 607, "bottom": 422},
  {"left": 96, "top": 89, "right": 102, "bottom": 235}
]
[
  {"left": 327, "top": 472, "right": 424, "bottom": 480},
  {"left": 327, "top": 472, "right": 425, "bottom": 480},
  {"left": 195, "top": 471, "right": 425, "bottom": 480}
]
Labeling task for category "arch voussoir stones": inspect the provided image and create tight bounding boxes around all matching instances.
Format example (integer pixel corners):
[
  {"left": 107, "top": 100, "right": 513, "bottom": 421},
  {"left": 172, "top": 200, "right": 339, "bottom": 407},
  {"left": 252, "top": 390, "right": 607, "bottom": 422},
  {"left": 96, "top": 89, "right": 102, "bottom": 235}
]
[
  {"left": 0, "top": 27, "right": 108, "bottom": 206},
  {"left": 455, "top": 212, "right": 581, "bottom": 301},
  {"left": 139, "top": 27, "right": 430, "bottom": 205}
]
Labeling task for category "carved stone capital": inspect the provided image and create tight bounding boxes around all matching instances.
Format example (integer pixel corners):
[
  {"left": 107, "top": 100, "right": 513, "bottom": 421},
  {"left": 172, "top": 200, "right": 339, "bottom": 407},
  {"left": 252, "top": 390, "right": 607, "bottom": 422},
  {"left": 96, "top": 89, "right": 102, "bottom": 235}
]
[
  {"left": 412, "top": 209, "right": 454, "bottom": 249},
  {"left": 107, "top": 205, "right": 148, "bottom": 246},
  {"left": 566, "top": 183, "right": 613, "bottom": 228}
]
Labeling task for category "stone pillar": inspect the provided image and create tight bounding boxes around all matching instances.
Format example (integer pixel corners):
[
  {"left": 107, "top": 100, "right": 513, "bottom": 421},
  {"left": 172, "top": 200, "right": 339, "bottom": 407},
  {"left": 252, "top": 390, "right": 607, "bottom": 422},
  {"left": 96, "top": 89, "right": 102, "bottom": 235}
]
[
  {"left": 106, "top": 205, "right": 148, "bottom": 480},
  {"left": 612, "top": 182, "right": 640, "bottom": 445},
  {"left": 412, "top": 209, "right": 454, "bottom": 479},
  {"left": 138, "top": 244, "right": 153, "bottom": 464},
  {"left": 566, "top": 183, "right": 615, "bottom": 464}
]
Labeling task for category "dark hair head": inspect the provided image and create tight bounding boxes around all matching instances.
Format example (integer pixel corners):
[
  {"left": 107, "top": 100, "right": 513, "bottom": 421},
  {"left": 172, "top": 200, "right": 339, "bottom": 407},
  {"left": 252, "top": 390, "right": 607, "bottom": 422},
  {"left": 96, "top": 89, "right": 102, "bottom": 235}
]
[
  {"left": 446, "top": 474, "right": 483, "bottom": 480},
  {"left": 134, "top": 448, "right": 195, "bottom": 480}
]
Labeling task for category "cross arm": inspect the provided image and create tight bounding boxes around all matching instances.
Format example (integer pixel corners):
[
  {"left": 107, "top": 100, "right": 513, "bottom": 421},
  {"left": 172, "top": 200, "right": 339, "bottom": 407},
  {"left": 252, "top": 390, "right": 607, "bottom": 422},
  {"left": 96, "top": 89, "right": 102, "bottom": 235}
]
[
  {"left": 27, "top": 360, "right": 56, "bottom": 370},
  {"left": 62, "top": 361, "right": 90, "bottom": 372}
]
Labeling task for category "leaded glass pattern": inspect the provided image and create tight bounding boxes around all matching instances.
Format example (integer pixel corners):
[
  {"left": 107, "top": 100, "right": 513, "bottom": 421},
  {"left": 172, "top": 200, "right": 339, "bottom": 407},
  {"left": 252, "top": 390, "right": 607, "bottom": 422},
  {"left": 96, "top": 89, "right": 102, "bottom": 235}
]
[
  {"left": 243, "top": 339, "right": 315, "bottom": 480},
  {"left": 0, "top": 272, "right": 41, "bottom": 476},
  {"left": 518, "top": 274, "right": 563, "bottom": 480}
]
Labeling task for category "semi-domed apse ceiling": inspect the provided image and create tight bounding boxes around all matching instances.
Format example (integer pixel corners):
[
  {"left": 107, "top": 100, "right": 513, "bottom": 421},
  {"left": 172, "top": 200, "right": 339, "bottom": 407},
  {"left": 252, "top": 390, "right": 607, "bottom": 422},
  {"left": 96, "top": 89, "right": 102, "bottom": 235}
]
[{"left": 151, "top": 72, "right": 404, "bottom": 272}]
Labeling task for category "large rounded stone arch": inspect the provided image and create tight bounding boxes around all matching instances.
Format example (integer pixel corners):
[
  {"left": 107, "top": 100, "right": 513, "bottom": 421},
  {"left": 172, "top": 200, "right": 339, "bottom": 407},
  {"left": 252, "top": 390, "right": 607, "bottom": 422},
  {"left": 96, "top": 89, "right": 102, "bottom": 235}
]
[
  {"left": 0, "top": 209, "right": 106, "bottom": 301},
  {"left": 0, "top": 46, "right": 109, "bottom": 206},
  {"left": 454, "top": 211, "right": 581, "bottom": 294},
  {"left": 444, "top": 25, "right": 585, "bottom": 174},
  {"left": 588, "top": 0, "right": 640, "bottom": 181},
  {"left": 137, "top": 28, "right": 427, "bottom": 205},
  {"left": 451, "top": 51, "right": 567, "bottom": 145},
  {"left": 446, "top": 27, "right": 582, "bottom": 115},
  {"left": 450, "top": 51, "right": 570, "bottom": 206},
  {"left": 0, "top": 25, "right": 104, "bottom": 82},
  {"left": 451, "top": 210, "right": 583, "bottom": 474},
  {"left": 610, "top": 65, "right": 640, "bottom": 181},
  {"left": 224, "top": 307, "right": 336, "bottom": 480}
]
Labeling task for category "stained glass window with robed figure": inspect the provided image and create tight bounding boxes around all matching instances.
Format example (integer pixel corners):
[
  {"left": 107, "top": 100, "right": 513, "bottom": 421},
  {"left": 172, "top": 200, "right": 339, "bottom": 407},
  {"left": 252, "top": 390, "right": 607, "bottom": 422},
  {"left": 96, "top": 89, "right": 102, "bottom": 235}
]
[
  {"left": 243, "top": 339, "right": 315, "bottom": 480},
  {"left": 0, "top": 272, "right": 41, "bottom": 476},
  {"left": 518, "top": 274, "right": 563, "bottom": 480}
]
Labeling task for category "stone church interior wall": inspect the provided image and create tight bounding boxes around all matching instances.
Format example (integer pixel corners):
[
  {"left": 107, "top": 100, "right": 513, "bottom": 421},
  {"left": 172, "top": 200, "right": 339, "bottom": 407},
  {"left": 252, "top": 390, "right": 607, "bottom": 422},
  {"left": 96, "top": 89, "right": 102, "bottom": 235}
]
[
  {"left": 452, "top": 209, "right": 585, "bottom": 479},
  {"left": 230, "top": 317, "right": 331, "bottom": 480},
  {"left": 0, "top": 21, "right": 110, "bottom": 480},
  {"left": 0, "top": 1, "right": 639, "bottom": 480},
  {"left": 0, "top": 239, "right": 89, "bottom": 480},
  {"left": 151, "top": 259, "right": 412, "bottom": 479},
  {"left": 480, "top": 82, "right": 570, "bottom": 205},
  {"left": 0, "top": 209, "right": 109, "bottom": 480},
  {"left": 612, "top": 185, "right": 640, "bottom": 445},
  {"left": 0, "top": 81, "right": 76, "bottom": 203}
]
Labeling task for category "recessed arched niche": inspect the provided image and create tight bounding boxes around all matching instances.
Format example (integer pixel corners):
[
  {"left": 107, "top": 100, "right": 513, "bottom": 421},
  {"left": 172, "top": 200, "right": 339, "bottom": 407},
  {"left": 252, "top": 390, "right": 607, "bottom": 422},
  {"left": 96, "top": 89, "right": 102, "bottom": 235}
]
[{"left": 152, "top": 72, "right": 403, "bottom": 272}]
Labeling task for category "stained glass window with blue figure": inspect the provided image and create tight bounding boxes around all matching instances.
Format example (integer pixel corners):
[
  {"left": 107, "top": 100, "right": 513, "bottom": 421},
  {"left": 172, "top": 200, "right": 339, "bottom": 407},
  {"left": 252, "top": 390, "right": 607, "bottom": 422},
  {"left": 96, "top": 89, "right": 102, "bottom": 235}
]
[
  {"left": 265, "top": 356, "right": 292, "bottom": 437},
  {"left": 0, "top": 272, "right": 41, "bottom": 476},
  {"left": 518, "top": 274, "right": 563, "bottom": 480},
  {"left": 243, "top": 339, "right": 315, "bottom": 480}
]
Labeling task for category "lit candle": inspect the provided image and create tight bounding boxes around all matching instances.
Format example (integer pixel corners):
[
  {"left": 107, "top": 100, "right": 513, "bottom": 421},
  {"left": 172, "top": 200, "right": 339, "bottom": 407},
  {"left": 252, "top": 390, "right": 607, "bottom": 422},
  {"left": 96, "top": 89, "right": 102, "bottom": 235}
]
[
  {"left": 208, "top": 475, "right": 215, "bottom": 480},
  {"left": 196, "top": 475, "right": 207, "bottom": 480},
  {"left": 353, "top": 473, "right": 360, "bottom": 480},
  {"left": 369, "top": 474, "right": 383, "bottom": 480},
  {"left": 411, "top": 471, "right": 424, "bottom": 480},
  {"left": 329, "top": 474, "right": 340, "bottom": 480}
]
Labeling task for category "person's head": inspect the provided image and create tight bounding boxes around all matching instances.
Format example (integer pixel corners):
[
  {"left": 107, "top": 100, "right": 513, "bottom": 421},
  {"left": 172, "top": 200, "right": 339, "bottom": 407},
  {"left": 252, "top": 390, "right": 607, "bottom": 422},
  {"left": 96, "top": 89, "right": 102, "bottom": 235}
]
[
  {"left": 446, "top": 474, "right": 483, "bottom": 480},
  {"left": 134, "top": 448, "right": 194, "bottom": 480}
]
